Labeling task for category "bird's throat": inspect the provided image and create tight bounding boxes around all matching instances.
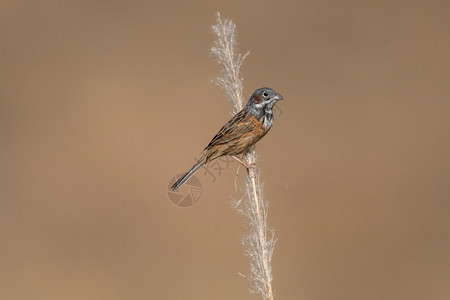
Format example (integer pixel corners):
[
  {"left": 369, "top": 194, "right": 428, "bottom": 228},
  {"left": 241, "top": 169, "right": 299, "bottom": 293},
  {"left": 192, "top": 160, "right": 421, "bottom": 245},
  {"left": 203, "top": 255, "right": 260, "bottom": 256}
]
[{"left": 261, "top": 110, "right": 274, "bottom": 129}]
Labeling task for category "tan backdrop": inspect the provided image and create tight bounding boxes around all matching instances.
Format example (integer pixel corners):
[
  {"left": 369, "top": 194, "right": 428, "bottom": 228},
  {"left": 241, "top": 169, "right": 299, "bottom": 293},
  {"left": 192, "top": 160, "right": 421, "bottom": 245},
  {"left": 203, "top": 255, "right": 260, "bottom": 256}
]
[{"left": 1, "top": 1, "right": 449, "bottom": 299}]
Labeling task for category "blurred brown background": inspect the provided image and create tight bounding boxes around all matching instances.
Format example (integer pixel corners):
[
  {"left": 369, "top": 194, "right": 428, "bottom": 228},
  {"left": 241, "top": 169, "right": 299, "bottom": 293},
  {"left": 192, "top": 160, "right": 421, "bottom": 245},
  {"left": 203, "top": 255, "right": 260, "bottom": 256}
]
[{"left": 1, "top": 1, "right": 449, "bottom": 299}]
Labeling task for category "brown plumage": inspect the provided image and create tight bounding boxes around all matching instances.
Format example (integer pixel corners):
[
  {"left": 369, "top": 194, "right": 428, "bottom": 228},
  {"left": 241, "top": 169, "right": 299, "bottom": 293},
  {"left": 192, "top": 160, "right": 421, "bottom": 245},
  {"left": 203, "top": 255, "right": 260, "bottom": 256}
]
[{"left": 170, "top": 87, "right": 283, "bottom": 190}]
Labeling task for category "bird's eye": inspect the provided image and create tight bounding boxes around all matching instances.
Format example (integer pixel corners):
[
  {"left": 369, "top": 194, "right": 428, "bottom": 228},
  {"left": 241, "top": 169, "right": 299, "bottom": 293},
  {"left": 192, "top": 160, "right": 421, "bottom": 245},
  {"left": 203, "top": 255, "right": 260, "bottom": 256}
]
[{"left": 262, "top": 91, "right": 269, "bottom": 98}]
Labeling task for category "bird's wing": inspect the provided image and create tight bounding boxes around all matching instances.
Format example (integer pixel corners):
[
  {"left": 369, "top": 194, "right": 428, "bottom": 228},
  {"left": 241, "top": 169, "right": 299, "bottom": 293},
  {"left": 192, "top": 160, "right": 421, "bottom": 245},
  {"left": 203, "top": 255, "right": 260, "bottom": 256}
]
[{"left": 204, "top": 109, "right": 255, "bottom": 150}]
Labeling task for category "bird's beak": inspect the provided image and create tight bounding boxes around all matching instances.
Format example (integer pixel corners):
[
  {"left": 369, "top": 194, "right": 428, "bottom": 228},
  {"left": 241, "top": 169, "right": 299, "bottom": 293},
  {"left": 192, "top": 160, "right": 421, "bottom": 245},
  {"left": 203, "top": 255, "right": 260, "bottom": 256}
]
[{"left": 274, "top": 93, "right": 284, "bottom": 101}]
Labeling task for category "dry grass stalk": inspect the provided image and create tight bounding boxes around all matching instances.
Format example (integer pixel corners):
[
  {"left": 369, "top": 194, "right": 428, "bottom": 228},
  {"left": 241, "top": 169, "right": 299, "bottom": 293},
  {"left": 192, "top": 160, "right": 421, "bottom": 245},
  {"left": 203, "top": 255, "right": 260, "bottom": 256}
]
[{"left": 211, "top": 12, "right": 276, "bottom": 300}]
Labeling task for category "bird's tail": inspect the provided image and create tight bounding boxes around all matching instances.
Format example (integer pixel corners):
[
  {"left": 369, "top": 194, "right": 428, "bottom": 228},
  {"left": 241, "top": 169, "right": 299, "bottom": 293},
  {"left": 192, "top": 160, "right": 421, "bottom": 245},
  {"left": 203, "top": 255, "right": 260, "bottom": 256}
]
[{"left": 170, "top": 156, "right": 206, "bottom": 191}]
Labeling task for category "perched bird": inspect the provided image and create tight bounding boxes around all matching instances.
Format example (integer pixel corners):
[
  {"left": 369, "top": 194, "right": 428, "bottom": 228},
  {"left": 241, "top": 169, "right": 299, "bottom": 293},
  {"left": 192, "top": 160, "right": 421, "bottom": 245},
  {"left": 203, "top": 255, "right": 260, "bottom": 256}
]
[{"left": 170, "top": 87, "right": 284, "bottom": 190}]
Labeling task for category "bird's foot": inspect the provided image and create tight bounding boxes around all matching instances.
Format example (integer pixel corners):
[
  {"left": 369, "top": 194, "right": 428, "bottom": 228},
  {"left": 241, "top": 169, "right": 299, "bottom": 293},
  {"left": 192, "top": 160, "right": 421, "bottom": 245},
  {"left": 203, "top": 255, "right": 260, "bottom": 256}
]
[{"left": 231, "top": 155, "right": 256, "bottom": 172}]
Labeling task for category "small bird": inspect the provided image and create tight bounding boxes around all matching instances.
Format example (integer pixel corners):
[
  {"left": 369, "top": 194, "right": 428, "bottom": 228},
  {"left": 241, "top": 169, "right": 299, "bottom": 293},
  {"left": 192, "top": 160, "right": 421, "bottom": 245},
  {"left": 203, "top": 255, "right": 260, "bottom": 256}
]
[{"left": 170, "top": 87, "right": 284, "bottom": 190}]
